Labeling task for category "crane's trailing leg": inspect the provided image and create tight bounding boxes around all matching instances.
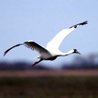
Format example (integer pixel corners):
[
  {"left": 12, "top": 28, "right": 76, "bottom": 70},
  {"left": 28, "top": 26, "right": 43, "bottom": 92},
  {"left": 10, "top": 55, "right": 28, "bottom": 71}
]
[{"left": 32, "top": 59, "right": 43, "bottom": 66}]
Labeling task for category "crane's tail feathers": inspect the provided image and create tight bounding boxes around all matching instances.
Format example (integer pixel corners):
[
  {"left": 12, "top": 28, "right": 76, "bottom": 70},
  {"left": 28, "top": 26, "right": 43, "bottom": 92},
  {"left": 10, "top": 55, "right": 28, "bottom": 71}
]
[
  {"left": 4, "top": 43, "right": 23, "bottom": 56},
  {"left": 70, "top": 21, "right": 88, "bottom": 28}
]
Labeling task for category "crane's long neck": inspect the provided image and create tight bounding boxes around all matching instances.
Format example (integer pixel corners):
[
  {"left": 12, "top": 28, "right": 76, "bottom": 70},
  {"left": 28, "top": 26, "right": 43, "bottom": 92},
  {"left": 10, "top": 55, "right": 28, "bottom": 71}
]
[{"left": 58, "top": 50, "right": 74, "bottom": 56}]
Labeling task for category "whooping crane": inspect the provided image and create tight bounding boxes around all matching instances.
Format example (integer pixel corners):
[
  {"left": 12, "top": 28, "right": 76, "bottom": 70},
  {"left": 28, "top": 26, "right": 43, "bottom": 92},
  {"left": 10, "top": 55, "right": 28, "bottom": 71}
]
[{"left": 4, "top": 21, "right": 88, "bottom": 66}]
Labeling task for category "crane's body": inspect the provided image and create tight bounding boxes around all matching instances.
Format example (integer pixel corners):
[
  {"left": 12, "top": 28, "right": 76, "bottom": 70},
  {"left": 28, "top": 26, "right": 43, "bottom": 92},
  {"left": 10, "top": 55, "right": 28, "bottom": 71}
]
[{"left": 4, "top": 21, "right": 88, "bottom": 66}]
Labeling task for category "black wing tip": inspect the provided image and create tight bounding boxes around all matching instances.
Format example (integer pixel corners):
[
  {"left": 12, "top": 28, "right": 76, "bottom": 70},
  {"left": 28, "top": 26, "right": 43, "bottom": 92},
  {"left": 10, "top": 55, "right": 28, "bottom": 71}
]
[
  {"left": 80, "top": 21, "right": 88, "bottom": 25},
  {"left": 3, "top": 43, "right": 22, "bottom": 56},
  {"left": 3, "top": 53, "right": 5, "bottom": 56},
  {"left": 3, "top": 48, "right": 11, "bottom": 56},
  {"left": 70, "top": 20, "right": 88, "bottom": 28},
  {"left": 3, "top": 53, "right": 6, "bottom": 56},
  {"left": 3, "top": 50, "right": 8, "bottom": 56}
]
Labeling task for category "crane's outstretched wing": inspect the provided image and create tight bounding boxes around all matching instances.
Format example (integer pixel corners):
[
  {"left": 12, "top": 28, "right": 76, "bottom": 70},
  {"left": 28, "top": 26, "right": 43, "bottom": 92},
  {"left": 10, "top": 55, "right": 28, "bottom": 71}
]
[
  {"left": 46, "top": 21, "right": 88, "bottom": 51},
  {"left": 4, "top": 41, "right": 49, "bottom": 56}
]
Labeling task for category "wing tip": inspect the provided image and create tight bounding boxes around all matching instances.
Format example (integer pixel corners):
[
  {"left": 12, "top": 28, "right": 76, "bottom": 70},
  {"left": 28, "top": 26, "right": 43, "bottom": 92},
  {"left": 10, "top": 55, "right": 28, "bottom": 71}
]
[
  {"left": 3, "top": 53, "right": 6, "bottom": 56},
  {"left": 3, "top": 43, "right": 23, "bottom": 57},
  {"left": 70, "top": 20, "right": 88, "bottom": 28},
  {"left": 80, "top": 21, "right": 88, "bottom": 25},
  {"left": 3, "top": 50, "right": 8, "bottom": 56}
]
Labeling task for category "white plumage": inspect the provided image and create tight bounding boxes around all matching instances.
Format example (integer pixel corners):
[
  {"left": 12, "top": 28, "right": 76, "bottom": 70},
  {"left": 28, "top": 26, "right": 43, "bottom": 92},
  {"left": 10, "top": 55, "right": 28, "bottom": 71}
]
[{"left": 4, "top": 21, "right": 88, "bottom": 66}]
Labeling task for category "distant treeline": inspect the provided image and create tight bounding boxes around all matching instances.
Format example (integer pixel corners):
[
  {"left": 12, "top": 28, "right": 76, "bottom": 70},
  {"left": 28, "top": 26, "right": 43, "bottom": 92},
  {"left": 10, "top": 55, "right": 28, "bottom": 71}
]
[{"left": 0, "top": 53, "right": 98, "bottom": 70}]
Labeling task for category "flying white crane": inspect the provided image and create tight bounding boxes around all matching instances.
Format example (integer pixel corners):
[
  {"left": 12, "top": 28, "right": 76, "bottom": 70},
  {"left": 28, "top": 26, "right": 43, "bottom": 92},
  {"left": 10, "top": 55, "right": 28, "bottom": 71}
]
[{"left": 4, "top": 21, "right": 88, "bottom": 66}]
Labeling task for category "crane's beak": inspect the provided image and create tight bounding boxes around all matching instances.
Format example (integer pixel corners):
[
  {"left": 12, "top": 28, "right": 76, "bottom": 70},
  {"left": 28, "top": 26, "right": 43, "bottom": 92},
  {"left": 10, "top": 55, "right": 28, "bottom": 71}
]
[{"left": 76, "top": 51, "right": 81, "bottom": 55}]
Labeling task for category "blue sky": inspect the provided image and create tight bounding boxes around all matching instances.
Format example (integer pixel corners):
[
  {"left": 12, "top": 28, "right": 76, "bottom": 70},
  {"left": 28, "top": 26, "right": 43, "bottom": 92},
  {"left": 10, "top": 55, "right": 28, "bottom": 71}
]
[{"left": 0, "top": 0, "right": 98, "bottom": 68}]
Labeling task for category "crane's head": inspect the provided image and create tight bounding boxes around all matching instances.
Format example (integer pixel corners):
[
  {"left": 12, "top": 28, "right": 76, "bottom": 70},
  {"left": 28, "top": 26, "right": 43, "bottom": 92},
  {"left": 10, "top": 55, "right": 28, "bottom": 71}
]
[{"left": 73, "top": 49, "right": 81, "bottom": 54}]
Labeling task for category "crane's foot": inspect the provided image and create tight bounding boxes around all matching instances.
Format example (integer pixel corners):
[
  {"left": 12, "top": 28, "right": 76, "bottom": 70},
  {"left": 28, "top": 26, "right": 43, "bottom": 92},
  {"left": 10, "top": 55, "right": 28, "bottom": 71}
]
[{"left": 32, "top": 62, "right": 38, "bottom": 66}]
